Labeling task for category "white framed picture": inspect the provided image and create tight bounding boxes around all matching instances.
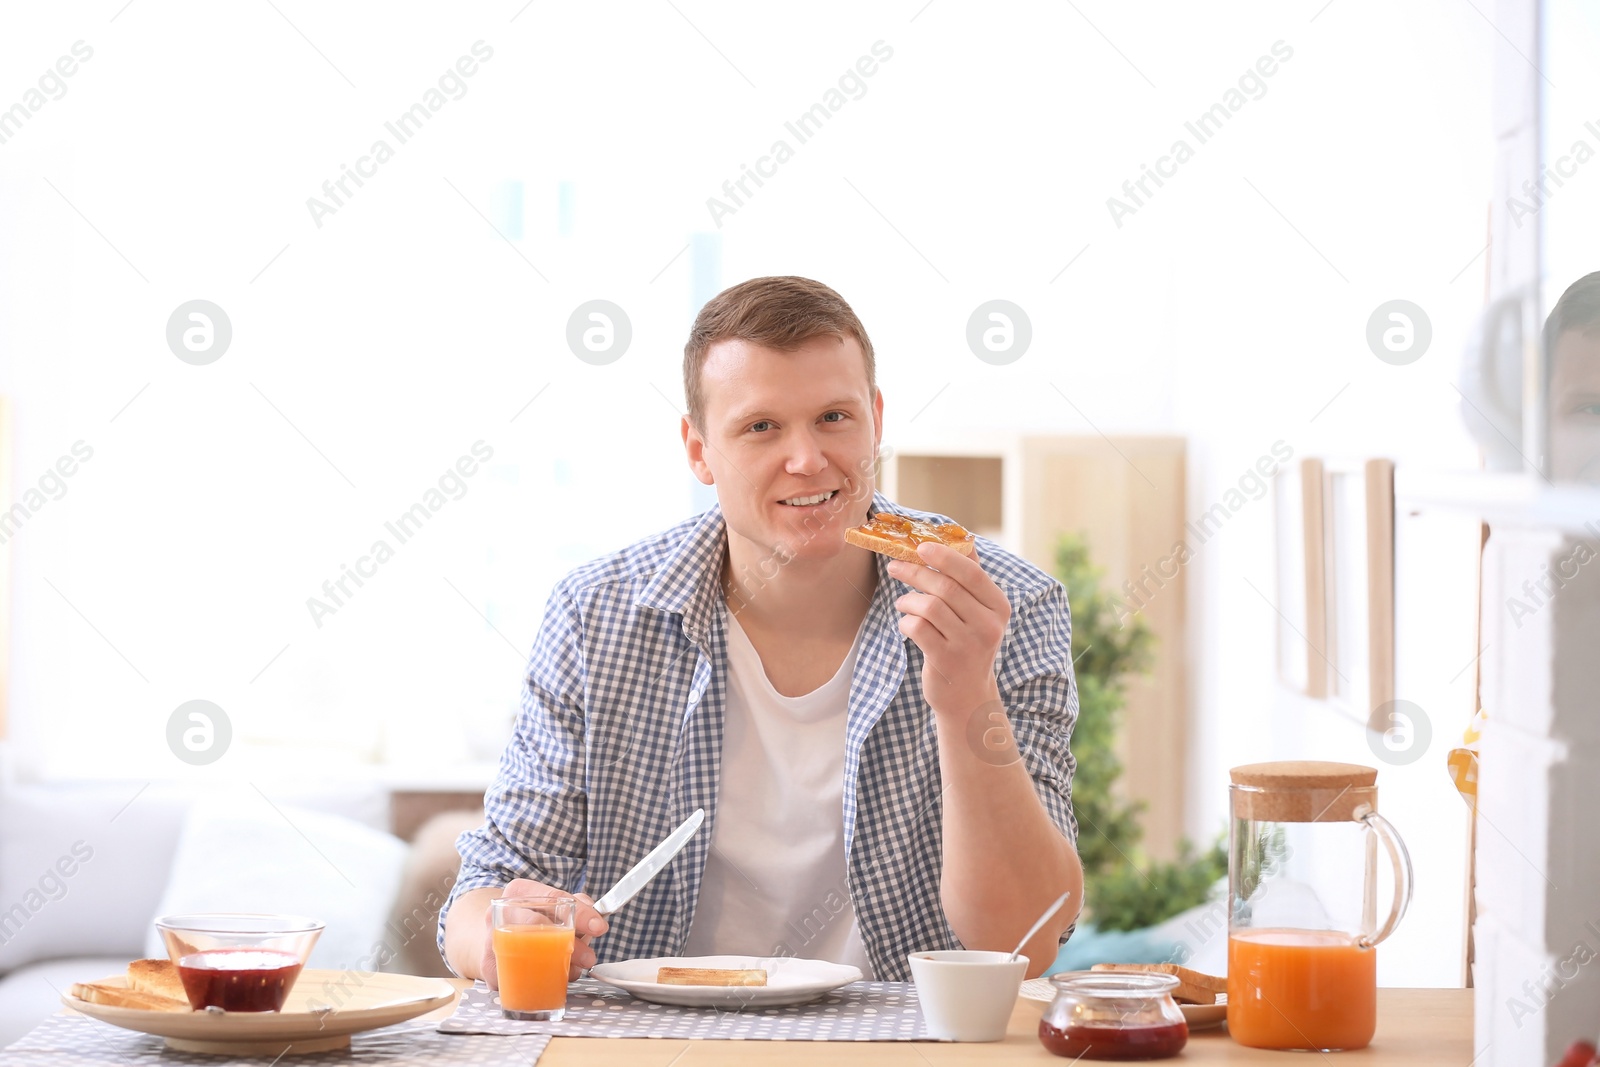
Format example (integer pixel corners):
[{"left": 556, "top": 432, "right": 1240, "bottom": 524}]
[
  {"left": 1275, "top": 457, "right": 1328, "bottom": 697},
  {"left": 1321, "top": 458, "right": 1396, "bottom": 727}
]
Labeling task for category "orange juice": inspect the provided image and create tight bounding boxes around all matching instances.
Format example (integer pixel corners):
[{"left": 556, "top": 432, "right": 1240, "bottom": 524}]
[
  {"left": 1228, "top": 928, "right": 1376, "bottom": 1050},
  {"left": 492, "top": 924, "right": 574, "bottom": 1013}
]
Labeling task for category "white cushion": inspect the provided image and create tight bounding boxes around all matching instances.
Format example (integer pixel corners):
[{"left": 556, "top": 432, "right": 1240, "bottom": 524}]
[
  {"left": 143, "top": 789, "right": 408, "bottom": 972},
  {"left": 0, "top": 784, "right": 190, "bottom": 973},
  {"left": 0, "top": 955, "right": 132, "bottom": 1048}
]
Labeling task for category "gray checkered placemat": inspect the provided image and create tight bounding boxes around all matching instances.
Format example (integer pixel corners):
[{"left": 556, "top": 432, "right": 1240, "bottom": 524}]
[
  {"left": 0, "top": 1013, "right": 549, "bottom": 1067},
  {"left": 440, "top": 977, "right": 932, "bottom": 1040}
]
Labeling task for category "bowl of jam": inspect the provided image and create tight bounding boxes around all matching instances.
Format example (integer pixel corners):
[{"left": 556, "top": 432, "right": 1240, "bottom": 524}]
[
  {"left": 1038, "top": 971, "right": 1189, "bottom": 1060},
  {"left": 154, "top": 913, "right": 324, "bottom": 1012}
]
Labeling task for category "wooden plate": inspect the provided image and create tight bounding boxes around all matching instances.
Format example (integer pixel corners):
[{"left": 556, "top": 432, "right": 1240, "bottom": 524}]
[{"left": 62, "top": 969, "right": 456, "bottom": 1055}]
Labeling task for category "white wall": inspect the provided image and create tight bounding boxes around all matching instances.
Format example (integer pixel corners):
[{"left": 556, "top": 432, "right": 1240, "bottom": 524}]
[{"left": 1, "top": 1, "right": 1499, "bottom": 983}]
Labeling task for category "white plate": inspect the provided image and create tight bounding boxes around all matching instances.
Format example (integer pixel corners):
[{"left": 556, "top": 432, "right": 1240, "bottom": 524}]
[
  {"left": 63, "top": 970, "right": 457, "bottom": 1055},
  {"left": 589, "top": 955, "right": 862, "bottom": 1008}
]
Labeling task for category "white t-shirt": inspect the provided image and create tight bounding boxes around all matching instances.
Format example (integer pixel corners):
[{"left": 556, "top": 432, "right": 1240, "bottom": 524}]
[{"left": 682, "top": 605, "right": 875, "bottom": 977}]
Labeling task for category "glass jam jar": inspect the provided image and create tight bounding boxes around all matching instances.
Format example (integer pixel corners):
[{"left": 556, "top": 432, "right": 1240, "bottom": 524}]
[{"left": 1038, "top": 972, "right": 1189, "bottom": 1060}]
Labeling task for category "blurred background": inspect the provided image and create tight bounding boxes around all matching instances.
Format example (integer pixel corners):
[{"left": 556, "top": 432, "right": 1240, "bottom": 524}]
[{"left": 0, "top": 1, "right": 1595, "bottom": 1058}]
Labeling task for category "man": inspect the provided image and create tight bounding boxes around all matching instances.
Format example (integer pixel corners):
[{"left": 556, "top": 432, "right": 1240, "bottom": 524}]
[
  {"left": 1547, "top": 271, "right": 1600, "bottom": 483},
  {"left": 440, "top": 276, "right": 1083, "bottom": 983}
]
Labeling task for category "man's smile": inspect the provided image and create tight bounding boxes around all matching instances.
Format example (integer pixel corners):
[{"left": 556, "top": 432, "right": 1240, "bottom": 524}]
[{"left": 778, "top": 490, "right": 839, "bottom": 507}]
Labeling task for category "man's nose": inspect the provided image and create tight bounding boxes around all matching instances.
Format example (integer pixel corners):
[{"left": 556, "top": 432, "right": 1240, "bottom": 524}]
[{"left": 784, "top": 432, "right": 828, "bottom": 476}]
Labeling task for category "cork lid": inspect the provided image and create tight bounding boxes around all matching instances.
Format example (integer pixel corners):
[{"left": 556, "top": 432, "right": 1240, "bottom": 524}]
[{"left": 1230, "top": 761, "right": 1379, "bottom": 822}]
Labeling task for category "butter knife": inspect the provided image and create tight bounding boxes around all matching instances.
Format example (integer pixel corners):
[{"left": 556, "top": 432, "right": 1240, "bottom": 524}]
[{"left": 591, "top": 808, "right": 706, "bottom": 917}]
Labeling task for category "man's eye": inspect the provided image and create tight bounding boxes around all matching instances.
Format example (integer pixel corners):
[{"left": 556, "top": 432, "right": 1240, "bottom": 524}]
[
  {"left": 821, "top": 411, "right": 845, "bottom": 423},
  {"left": 750, "top": 420, "right": 773, "bottom": 433}
]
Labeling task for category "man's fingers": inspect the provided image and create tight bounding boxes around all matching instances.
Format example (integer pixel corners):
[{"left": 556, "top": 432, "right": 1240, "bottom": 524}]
[
  {"left": 914, "top": 542, "right": 1010, "bottom": 615},
  {"left": 499, "top": 881, "right": 605, "bottom": 935},
  {"left": 898, "top": 611, "right": 948, "bottom": 651},
  {"left": 574, "top": 892, "right": 609, "bottom": 938},
  {"left": 895, "top": 591, "right": 958, "bottom": 640},
  {"left": 889, "top": 554, "right": 972, "bottom": 615},
  {"left": 889, "top": 551, "right": 997, "bottom": 626}
]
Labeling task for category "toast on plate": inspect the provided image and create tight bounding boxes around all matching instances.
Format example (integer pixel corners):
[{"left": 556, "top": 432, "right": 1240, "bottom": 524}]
[
  {"left": 655, "top": 967, "right": 768, "bottom": 987},
  {"left": 127, "top": 958, "right": 187, "bottom": 1002},
  {"left": 69, "top": 981, "right": 190, "bottom": 1012}
]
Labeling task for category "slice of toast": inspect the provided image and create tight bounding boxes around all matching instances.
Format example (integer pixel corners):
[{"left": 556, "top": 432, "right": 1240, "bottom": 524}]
[
  {"left": 655, "top": 967, "right": 768, "bottom": 987},
  {"left": 1089, "top": 962, "right": 1227, "bottom": 1005},
  {"left": 844, "top": 513, "right": 976, "bottom": 566},
  {"left": 127, "top": 958, "right": 187, "bottom": 1002},
  {"left": 69, "top": 981, "right": 191, "bottom": 1012}
]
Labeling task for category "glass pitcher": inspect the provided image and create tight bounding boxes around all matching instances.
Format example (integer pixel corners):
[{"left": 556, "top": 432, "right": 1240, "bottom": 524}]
[{"left": 1227, "top": 761, "right": 1413, "bottom": 1051}]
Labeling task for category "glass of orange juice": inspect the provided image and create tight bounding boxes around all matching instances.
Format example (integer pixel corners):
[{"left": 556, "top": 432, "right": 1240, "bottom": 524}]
[{"left": 491, "top": 895, "right": 576, "bottom": 1021}]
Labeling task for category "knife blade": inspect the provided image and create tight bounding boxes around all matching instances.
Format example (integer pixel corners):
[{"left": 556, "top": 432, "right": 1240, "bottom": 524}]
[{"left": 592, "top": 808, "right": 706, "bottom": 917}]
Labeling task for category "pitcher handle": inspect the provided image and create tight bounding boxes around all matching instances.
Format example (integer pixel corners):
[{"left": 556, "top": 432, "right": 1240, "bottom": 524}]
[{"left": 1359, "top": 811, "right": 1413, "bottom": 948}]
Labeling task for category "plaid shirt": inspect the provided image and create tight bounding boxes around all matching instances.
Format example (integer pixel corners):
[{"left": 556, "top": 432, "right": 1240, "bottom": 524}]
[{"left": 441, "top": 493, "right": 1079, "bottom": 981}]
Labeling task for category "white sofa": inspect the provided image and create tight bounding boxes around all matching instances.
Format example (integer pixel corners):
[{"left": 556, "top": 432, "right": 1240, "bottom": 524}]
[{"left": 0, "top": 779, "right": 464, "bottom": 1047}]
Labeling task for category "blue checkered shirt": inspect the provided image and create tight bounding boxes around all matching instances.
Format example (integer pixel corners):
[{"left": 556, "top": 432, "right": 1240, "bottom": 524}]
[{"left": 440, "top": 493, "right": 1079, "bottom": 981}]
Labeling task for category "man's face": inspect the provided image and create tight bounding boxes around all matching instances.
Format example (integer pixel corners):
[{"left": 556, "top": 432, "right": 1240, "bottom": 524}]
[
  {"left": 683, "top": 334, "right": 883, "bottom": 561},
  {"left": 1549, "top": 327, "right": 1600, "bottom": 482}
]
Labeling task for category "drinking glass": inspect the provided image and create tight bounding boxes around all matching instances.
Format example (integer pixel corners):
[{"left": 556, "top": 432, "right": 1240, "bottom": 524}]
[{"left": 491, "top": 895, "right": 576, "bottom": 1021}]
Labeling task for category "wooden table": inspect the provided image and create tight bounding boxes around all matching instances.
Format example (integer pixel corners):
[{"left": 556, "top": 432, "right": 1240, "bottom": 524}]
[{"left": 431, "top": 985, "right": 1472, "bottom": 1064}]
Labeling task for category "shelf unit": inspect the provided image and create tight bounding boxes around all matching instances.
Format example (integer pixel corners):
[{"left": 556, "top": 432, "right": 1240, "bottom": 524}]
[{"left": 882, "top": 434, "right": 1190, "bottom": 861}]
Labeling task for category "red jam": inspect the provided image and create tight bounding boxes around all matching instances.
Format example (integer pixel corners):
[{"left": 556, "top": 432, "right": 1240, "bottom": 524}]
[
  {"left": 177, "top": 949, "right": 304, "bottom": 1012},
  {"left": 1038, "top": 1019, "right": 1189, "bottom": 1060}
]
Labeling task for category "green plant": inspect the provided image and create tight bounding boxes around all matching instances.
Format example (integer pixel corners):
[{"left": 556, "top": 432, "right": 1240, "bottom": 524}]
[
  {"left": 1236, "top": 824, "right": 1290, "bottom": 907},
  {"left": 1054, "top": 533, "right": 1228, "bottom": 932}
]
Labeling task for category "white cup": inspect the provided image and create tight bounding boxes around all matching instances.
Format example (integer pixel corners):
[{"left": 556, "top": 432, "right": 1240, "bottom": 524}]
[{"left": 908, "top": 949, "right": 1029, "bottom": 1042}]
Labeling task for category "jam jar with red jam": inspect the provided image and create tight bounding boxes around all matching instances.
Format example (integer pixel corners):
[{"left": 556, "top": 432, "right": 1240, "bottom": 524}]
[{"left": 1038, "top": 972, "right": 1189, "bottom": 1061}]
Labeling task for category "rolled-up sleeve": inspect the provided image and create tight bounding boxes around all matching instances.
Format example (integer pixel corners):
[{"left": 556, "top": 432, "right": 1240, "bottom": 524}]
[
  {"left": 997, "top": 580, "right": 1080, "bottom": 851},
  {"left": 436, "top": 585, "right": 591, "bottom": 961},
  {"left": 994, "top": 579, "right": 1080, "bottom": 949}
]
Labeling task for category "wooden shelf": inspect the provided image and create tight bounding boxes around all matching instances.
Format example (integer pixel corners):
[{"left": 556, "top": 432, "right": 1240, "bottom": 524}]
[
  {"left": 889, "top": 454, "right": 1003, "bottom": 538},
  {"left": 883, "top": 434, "right": 1190, "bottom": 861}
]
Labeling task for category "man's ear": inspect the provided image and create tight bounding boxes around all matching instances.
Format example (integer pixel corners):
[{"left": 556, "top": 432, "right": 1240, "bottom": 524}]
[{"left": 681, "top": 416, "right": 715, "bottom": 486}]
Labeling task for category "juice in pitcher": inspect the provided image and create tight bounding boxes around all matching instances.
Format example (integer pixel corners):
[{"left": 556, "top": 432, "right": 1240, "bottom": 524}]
[
  {"left": 1227, "top": 762, "right": 1412, "bottom": 1052},
  {"left": 1228, "top": 929, "right": 1376, "bottom": 1050}
]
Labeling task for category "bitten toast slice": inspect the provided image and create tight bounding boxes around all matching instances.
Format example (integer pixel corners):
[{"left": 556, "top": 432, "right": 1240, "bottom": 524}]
[{"left": 844, "top": 513, "right": 976, "bottom": 566}]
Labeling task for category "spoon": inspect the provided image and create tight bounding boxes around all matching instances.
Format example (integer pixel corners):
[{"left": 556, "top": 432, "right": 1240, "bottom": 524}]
[{"left": 1010, "top": 890, "right": 1074, "bottom": 962}]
